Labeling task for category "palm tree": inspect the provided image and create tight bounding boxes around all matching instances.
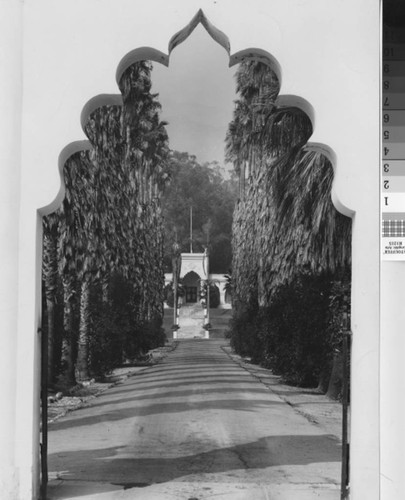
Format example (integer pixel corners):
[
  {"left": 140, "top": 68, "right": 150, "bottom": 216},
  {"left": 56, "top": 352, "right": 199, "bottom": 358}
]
[
  {"left": 56, "top": 176, "right": 81, "bottom": 386},
  {"left": 43, "top": 60, "right": 170, "bottom": 385},
  {"left": 226, "top": 59, "right": 352, "bottom": 390},
  {"left": 61, "top": 150, "right": 99, "bottom": 382},
  {"left": 171, "top": 241, "right": 182, "bottom": 327},
  {"left": 226, "top": 60, "right": 280, "bottom": 189},
  {"left": 84, "top": 104, "right": 128, "bottom": 301},
  {"left": 227, "top": 59, "right": 351, "bottom": 308},
  {"left": 42, "top": 212, "right": 59, "bottom": 385},
  {"left": 223, "top": 272, "right": 232, "bottom": 304},
  {"left": 275, "top": 149, "right": 351, "bottom": 273}
]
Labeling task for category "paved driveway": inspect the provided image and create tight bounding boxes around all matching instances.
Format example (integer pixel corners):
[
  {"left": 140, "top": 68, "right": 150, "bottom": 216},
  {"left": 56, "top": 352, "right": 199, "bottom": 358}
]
[{"left": 48, "top": 339, "right": 341, "bottom": 499}]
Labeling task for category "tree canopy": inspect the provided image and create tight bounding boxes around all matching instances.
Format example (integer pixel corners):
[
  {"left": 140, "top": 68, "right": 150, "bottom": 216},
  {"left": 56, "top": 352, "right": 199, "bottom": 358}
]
[{"left": 161, "top": 150, "right": 238, "bottom": 273}]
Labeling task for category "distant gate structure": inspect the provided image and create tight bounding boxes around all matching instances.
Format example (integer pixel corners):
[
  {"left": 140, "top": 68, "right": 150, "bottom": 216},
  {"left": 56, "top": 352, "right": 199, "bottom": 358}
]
[{"left": 164, "top": 252, "right": 230, "bottom": 308}]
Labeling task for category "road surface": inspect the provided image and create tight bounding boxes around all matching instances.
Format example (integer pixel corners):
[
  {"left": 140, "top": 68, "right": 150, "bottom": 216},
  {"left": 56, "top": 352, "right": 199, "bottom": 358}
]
[{"left": 48, "top": 339, "right": 341, "bottom": 499}]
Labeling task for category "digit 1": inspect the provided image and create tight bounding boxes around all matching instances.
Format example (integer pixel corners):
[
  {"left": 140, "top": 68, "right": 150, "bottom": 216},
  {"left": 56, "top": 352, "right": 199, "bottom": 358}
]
[{"left": 385, "top": 197, "right": 389, "bottom": 206}]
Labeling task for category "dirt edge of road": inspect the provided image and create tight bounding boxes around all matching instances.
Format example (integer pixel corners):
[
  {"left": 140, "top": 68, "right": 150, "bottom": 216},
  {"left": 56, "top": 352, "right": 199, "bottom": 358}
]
[
  {"left": 221, "top": 344, "right": 343, "bottom": 441},
  {"left": 47, "top": 341, "right": 179, "bottom": 423}
]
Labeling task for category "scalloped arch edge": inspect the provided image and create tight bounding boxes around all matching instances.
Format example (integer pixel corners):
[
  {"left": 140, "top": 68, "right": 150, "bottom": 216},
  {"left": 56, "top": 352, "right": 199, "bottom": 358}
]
[
  {"left": 305, "top": 142, "right": 355, "bottom": 219},
  {"left": 116, "top": 47, "right": 169, "bottom": 85},
  {"left": 229, "top": 48, "right": 282, "bottom": 86},
  {"left": 80, "top": 94, "right": 124, "bottom": 134},
  {"left": 44, "top": 12, "right": 347, "bottom": 219},
  {"left": 38, "top": 140, "right": 92, "bottom": 216}
]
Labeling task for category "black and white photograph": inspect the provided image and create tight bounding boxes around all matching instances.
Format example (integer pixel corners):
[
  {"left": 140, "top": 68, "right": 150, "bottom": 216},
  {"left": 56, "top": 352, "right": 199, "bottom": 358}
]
[{"left": 0, "top": 1, "right": 399, "bottom": 499}]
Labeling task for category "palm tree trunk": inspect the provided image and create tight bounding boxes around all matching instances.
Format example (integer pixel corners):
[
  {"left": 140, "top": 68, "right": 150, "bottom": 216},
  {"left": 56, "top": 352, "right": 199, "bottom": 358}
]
[
  {"left": 43, "top": 231, "right": 58, "bottom": 386},
  {"left": 153, "top": 178, "right": 158, "bottom": 199},
  {"left": 326, "top": 352, "right": 344, "bottom": 399},
  {"left": 46, "top": 299, "right": 55, "bottom": 385},
  {"left": 239, "top": 161, "right": 246, "bottom": 200},
  {"left": 60, "top": 278, "right": 76, "bottom": 386},
  {"left": 101, "top": 274, "right": 109, "bottom": 304},
  {"left": 149, "top": 172, "right": 153, "bottom": 203},
  {"left": 76, "top": 278, "right": 91, "bottom": 381}
]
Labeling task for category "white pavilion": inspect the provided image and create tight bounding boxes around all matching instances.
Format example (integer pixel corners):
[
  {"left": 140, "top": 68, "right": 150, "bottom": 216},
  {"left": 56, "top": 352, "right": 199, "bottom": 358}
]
[{"left": 164, "top": 251, "right": 231, "bottom": 309}]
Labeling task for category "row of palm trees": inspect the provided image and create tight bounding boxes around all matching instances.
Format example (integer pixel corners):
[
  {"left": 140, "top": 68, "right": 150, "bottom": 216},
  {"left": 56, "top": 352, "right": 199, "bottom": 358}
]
[
  {"left": 226, "top": 60, "right": 351, "bottom": 392},
  {"left": 42, "top": 61, "right": 170, "bottom": 386}
]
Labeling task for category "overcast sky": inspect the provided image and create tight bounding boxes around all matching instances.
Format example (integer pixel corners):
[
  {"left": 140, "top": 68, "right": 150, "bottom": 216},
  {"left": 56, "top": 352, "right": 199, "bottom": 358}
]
[{"left": 151, "top": 25, "right": 237, "bottom": 173}]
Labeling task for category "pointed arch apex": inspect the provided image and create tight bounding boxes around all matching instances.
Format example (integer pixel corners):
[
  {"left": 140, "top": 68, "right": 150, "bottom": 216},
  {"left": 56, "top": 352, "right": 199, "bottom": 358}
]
[{"left": 168, "top": 10, "right": 230, "bottom": 55}]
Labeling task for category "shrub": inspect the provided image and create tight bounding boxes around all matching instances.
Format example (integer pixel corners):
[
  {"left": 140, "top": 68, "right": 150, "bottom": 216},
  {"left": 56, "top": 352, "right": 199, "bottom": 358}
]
[
  {"left": 228, "top": 272, "right": 347, "bottom": 388},
  {"left": 140, "top": 316, "right": 166, "bottom": 352},
  {"left": 209, "top": 284, "right": 220, "bottom": 309},
  {"left": 324, "top": 274, "right": 351, "bottom": 398},
  {"left": 89, "top": 310, "right": 123, "bottom": 377},
  {"left": 227, "top": 304, "right": 262, "bottom": 362},
  {"left": 262, "top": 274, "right": 333, "bottom": 386},
  {"left": 86, "top": 273, "right": 166, "bottom": 376}
]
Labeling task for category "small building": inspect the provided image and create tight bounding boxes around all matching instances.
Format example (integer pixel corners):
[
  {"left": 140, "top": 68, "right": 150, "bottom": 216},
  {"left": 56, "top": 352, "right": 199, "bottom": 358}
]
[{"left": 164, "top": 252, "right": 231, "bottom": 308}]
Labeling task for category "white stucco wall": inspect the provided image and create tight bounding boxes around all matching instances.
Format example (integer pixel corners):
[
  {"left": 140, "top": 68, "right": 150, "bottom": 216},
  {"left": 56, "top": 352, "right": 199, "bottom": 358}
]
[
  {"left": 179, "top": 253, "right": 209, "bottom": 279},
  {"left": 165, "top": 271, "right": 229, "bottom": 308},
  {"left": 0, "top": 0, "right": 390, "bottom": 498},
  {"left": 0, "top": 1, "right": 22, "bottom": 497}
]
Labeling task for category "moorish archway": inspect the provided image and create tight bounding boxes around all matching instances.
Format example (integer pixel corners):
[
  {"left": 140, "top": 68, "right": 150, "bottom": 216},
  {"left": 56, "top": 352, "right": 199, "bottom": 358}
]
[
  {"left": 3, "top": 3, "right": 380, "bottom": 499},
  {"left": 39, "top": 12, "right": 340, "bottom": 493}
]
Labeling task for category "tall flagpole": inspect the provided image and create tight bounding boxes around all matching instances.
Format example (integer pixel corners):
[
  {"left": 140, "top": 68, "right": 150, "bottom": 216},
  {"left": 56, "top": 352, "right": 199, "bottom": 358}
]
[{"left": 190, "top": 206, "right": 193, "bottom": 253}]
